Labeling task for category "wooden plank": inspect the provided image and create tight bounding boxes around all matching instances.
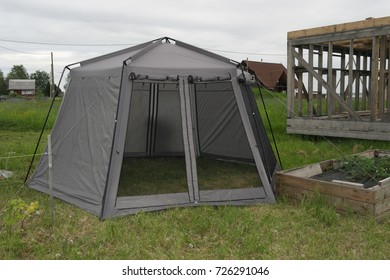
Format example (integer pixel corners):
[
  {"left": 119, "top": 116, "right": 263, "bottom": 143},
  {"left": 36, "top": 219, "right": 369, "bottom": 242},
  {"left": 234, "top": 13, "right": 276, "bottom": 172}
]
[
  {"left": 288, "top": 16, "right": 390, "bottom": 40},
  {"left": 289, "top": 27, "right": 390, "bottom": 47},
  {"left": 354, "top": 53, "right": 361, "bottom": 111},
  {"left": 308, "top": 44, "right": 314, "bottom": 118},
  {"left": 328, "top": 42, "right": 334, "bottom": 118},
  {"left": 362, "top": 55, "right": 368, "bottom": 110},
  {"left": 370, "top": 36, "right": 380, "bottom": 121},
  {"left": 286, "top": 118, "right": 390, "bottom": 141},
  {"left": 287, "top": 42, "right": 295, "bottom": 118},
  {"left": 379, "top": 177, "right": 390, "bottom": 187},
  {"left": 374, "top": 184, "right": 390, "bottom": 202},
  {"left": 379, "top": 35, "right": 387, "bottom": 118},
  {"left": 317, "top": 46, "right": 323, "bottom": 115},
  {"left": 287, "top": 118, "right": 390, "bottom": 132},
  {"left": 276, "top": 183, "right": 375, "bottom": 215},
  {"left": 374, "top": 196, "right": 390, "bottom": 216},
  {"left": 297, "top": 47, "right": 304, "bottom": 116},
  {"left": 348, "top": 39, "right": 354, "bottom": 109},
  {"left": 286, "top": 126, "right": 390, "bottom": 141},
  {"left": 340, "top": 50, "right": 346, "bottom": 103},
  {"left": 276, "top": 173, "right": 376, "bottom": 203},
  {"left": 387, "top": 46, "right": 390, "bottom": 115},
  {"left": 374, "top": 209, "right": 390, "bottom": 222},
  {"left": 286, "top": 163, "right": 322, "bottom": 178},
  {"left": 331, "top": 180, "right": 364, "bottom": 188}
]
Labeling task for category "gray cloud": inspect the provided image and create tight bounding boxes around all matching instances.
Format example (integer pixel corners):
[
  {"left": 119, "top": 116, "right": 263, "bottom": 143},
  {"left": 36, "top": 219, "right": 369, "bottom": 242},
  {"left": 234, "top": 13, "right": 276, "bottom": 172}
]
[{"left": 1, "top": 0, "right": 389, "bottom": 82}]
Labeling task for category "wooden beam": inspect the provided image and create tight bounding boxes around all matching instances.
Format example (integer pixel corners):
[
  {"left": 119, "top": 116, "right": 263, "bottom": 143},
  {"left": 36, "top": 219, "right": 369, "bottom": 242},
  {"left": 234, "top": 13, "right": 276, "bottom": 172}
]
[
  {"left": 340, "top": 49, "right": 346, "bottom": 102},
  {"left": 317, "top": 46, "right": 323, "bottom": 115},
  {"left": 292, "top": 48, "right": 362, "bottom": 120},
  {"left": 297, "top": 47, "right": 304, "bottom": 117},
  {"left": 288, "top": 16, "right": 390, "bottom": 40},
  {"left": 370, "top": 36, "right": 380, "bottom": 121},
  {"left": 379, "top": 35, "right": 387, "bottom": 118},
  {"left": 287, "top": 42, "right": 295, "bottom": 118},
  {"left": 308, "top": 44, "right": 314, "bottom": 118},
  {"left": 362, "top": 55, "right": 368, "bottom": 110},
  {"left": 348, "top": 40, "right": 354, "bottom": 109},
  {"left": 327, "top": 42, "right": 334, "bottom": 118},
  {"left": 387, "top": 46, "right": 390, "bottom": 114},
  {"left": 355, "top": 53, "right": 361, "bottom": 111},
  {"left": 289, "top": 28, "right": 390, "bottom": 47}
]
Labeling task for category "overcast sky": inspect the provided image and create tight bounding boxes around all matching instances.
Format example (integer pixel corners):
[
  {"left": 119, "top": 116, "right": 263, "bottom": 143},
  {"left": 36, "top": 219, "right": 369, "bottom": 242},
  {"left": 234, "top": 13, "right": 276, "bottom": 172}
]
[{"left": 1, "top": 0, "right": 389, "bottom": 85}]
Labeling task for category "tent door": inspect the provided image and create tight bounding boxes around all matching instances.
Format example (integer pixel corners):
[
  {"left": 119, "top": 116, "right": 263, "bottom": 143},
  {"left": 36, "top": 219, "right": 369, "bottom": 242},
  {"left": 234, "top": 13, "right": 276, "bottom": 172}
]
[
  {"left": 191, "top": 81, "right": 269, "bottom": 203},
  {"left": 114, "top": 80, "right": 196, "bottom": 210}
]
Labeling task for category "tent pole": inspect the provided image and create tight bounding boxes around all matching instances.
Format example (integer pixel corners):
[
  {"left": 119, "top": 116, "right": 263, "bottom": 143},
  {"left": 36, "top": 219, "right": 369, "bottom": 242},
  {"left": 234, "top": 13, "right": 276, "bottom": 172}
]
[
  {"left": 256, "top": 83, "right": 283, "bottom": 170},
  {"left": 48, "top": 134, "right": 54, "bottom": 225}
]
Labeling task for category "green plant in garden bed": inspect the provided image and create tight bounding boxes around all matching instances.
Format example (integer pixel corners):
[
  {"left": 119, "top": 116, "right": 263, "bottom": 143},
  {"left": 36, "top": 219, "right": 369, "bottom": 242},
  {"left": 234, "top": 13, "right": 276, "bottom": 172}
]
[{"left": 341, "top": 155, "right": 390, "bottom": 182}]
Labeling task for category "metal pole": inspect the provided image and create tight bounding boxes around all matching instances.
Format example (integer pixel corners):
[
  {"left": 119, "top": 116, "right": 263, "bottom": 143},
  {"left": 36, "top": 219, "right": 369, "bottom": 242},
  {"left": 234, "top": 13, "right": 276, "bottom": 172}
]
[
  {"left": 48, "top": 134, "right": 54, "bottom": 225},
  {"left": 50, "top": 52, "right": 55, "bottom": 99}
]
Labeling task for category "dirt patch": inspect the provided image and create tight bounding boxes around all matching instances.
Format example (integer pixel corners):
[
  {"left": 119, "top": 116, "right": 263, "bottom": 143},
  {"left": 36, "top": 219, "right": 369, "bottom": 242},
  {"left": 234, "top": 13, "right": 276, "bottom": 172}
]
[{"left": 311, "top": 169, "right": 378, "bottom": 188}]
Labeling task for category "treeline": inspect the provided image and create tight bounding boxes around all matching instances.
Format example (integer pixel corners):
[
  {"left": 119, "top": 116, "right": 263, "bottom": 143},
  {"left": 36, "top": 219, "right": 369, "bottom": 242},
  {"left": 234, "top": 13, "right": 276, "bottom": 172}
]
[{"left": 0, "top": 65, "right": 60, "bottom": 96}]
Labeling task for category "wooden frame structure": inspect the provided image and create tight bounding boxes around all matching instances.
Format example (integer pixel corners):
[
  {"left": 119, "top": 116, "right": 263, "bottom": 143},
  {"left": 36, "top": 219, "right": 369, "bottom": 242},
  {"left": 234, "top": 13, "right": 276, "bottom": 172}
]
[{"left": 287, "top": 17, "right": 390, "bottom": 140}]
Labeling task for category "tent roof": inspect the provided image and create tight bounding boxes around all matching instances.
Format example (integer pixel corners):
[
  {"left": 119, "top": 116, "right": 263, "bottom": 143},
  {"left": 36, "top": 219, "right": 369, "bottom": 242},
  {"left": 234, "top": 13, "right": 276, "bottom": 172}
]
[{"left": 72, "top": 37, "right": 238, "bottom": 77}]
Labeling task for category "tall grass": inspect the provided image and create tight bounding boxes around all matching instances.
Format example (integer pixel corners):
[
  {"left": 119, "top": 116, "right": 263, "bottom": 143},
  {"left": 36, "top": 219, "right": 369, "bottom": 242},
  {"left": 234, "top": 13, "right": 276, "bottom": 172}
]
[
  {"left": 1, "top": 94, "right": 390, "bottom": 260},
  {"left": 0, "top": 98, "right": 60, "bottom": 131}
]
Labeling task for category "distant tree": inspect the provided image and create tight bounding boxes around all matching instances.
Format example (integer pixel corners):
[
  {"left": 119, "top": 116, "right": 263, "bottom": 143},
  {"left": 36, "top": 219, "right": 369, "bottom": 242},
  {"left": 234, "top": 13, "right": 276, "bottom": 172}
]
[
  {"left": 30, "top": 70, "right": 50, "bottom": 96},
  {"left": 0, "top": 70, "right": 7, "bottom": 95},
  {"left": 6, "top": 65, "right": 29, "bottom": 80},
  {"left": 43, "top": 81, "right": 61, "bottom": 97}
]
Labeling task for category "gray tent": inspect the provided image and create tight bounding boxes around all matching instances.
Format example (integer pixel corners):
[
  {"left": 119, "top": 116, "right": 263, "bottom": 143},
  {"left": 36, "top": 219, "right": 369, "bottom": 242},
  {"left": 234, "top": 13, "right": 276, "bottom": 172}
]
[{"left": 27, "top": 37, "right": 278, "bottom": 219}]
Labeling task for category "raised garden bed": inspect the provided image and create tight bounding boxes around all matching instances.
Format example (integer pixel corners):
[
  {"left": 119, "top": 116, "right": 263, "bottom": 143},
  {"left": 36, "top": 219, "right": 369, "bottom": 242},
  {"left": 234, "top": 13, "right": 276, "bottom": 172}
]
[{"left": 275, "top": 150, "right": 390, "bottom": 222}]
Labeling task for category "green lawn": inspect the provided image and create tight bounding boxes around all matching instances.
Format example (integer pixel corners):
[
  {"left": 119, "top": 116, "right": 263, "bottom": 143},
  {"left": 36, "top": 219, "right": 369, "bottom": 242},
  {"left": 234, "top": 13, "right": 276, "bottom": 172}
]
[{"left": 1, "top": 94, "right": 390, "bottom": 260}]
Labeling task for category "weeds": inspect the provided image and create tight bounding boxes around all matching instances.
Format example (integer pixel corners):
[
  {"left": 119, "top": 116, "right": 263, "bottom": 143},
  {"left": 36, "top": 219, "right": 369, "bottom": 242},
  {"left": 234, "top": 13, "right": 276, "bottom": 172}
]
[
  {"left": 1, "top": 198, "right": 40, "bottom": 230},
  {"left": 341, "top": 155, "right": 390, "bottom": 182}
]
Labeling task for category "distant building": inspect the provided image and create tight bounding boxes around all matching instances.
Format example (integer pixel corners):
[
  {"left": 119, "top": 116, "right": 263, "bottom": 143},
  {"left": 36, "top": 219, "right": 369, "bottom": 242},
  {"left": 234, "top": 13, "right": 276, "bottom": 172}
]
[
  {"left": 8, "top": 79, "right": 36, "bottom": 96},
  {"left": 242, "top": 60, "right": 289, "bottom": 92}
]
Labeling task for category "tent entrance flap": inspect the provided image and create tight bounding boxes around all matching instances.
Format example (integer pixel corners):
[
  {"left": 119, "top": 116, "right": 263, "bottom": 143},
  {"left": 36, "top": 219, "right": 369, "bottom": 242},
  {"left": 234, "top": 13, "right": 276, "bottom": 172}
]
[
  {"left": 123, "top": 82, "right": 184, "bottom": 157},
  {"left": 117, "top": 81, "right": 190, "bottom": 202},
  {"left": 193, "top": 81, "right": 267, "bottom": 202}
]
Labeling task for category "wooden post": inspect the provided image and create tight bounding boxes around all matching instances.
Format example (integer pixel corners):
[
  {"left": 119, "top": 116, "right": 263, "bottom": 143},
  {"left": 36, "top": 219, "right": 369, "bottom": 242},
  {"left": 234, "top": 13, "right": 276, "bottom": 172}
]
[
  {"left": 48, "top": 135, "right": 54, "bottom": 225},
  {"left": 355, "top": 53, "right": 361, "bottom": 111},
  {"left": 348, "top": 39, "right": 354, "bottom": 110},
  {"left": 297, "top": 47, "right": 303, "bottom": 116},
  {"left": 327, "top": 42, "right": 333, "bottom": 118},
  {"left": 362, "top": 55, "right": 368, "bottom": 110},
  {"left": 387, "top": 46, "right": 390, "bottom": 116},
  {"left": 317, "top": 46, "right": 323, "bottom": 116},
  {"left": 340, "top": 49, "right": 346, "bottom": 102},
  {"left": 379, "top": 35, "right": 387, "bottom": 118},
  {"left": 370, "top": 37, "right": 380, "bottom": 121},
  {"left": 287, "top": 42, "right": 295, "bottom": 118},
  {"left": 308, "top": 44, "right": 314, "bottom": 118}
]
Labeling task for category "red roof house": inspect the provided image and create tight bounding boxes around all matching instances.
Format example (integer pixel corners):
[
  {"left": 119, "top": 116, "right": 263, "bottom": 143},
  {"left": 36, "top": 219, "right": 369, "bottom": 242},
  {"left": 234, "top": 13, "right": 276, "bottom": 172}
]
[{"left": 242, "top": 60, "right": 290, "bottom": 92}]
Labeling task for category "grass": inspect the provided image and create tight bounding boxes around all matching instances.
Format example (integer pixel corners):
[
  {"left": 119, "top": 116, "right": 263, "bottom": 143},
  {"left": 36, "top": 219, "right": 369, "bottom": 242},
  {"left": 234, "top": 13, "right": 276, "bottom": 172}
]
[{"left": 1, "top": 95, "right": 390, "bottom": 260}]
